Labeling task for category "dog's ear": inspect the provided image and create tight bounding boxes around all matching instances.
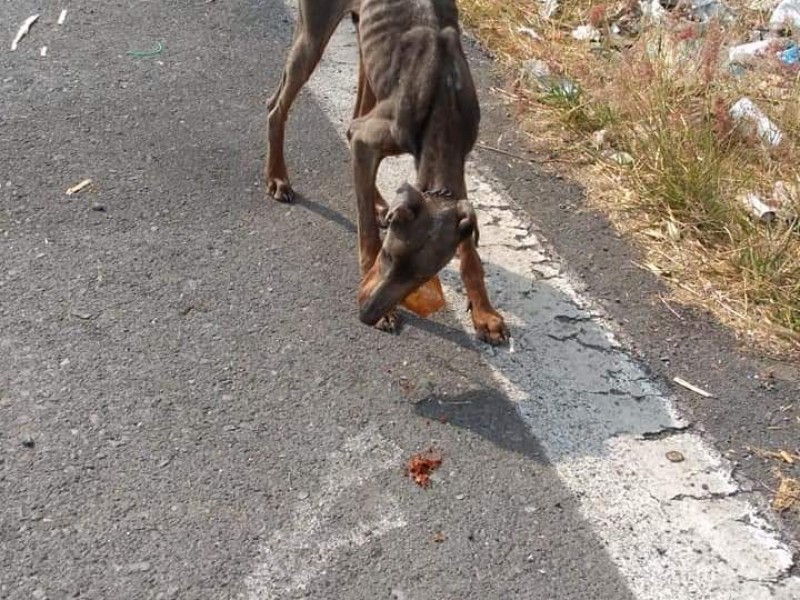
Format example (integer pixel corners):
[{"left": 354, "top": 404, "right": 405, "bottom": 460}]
[
  {"left": 387, "top": 183, "right": 424, "bottom": 226},
  {"left": 457, "top": 199, "right": 479, "bottom": 246}
]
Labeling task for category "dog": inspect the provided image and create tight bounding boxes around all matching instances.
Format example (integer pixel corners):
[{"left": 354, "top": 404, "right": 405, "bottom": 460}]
[{"left": 265, "top": 0, "right": 508, "bottom": 344}]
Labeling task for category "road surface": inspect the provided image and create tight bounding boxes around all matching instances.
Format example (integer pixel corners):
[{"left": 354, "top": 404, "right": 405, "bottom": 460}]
[{"left": 1, "top": 1, "right": 798, "bottom": 599}]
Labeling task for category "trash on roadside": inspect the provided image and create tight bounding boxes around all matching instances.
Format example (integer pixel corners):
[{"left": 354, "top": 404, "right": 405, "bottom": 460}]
[
  {"left": 40, "top": 46, "right": 47, "bottom": 57},
  {"left": 572, "top": 25, "right": 602, "bottom": 42},
  {"left": 404, "top": 449, "right": 442, "bottom": 488},
  {"left": 640, "top": 0, "right": 668, "bottom": 22},
  {"left": 673, "top": 376, "right": 713, "bottom": 398},
  {"left": 741, "top": 192, "right": 777, "bottom": 222},
  {"left": 728, "top": 39, "right": 780, "bottom": 65},
  {"left": 518, "top": 26, "right": 541, "bottom": 41},
  {"left": 11, "top": 14, "right": 39, "bottom": 51},
  {"left": 770, "top": 0, "right": 800, "bottom": 32},
  {"left": 778, "top": 43, "right": 799, "bottom": 64},
  {"left": 691, "top": 0, "right": 735, "bottom": 22},
  {"left": 402, "top": 276, "right": 445, "bottom": 318},
  {"left": 66, "top": 179, "right": 93, "bottom": 196},
  {"left": 58, "top": 10, "right": 68, "bottom": 26},
  {"left": 730, "top": 97, "right": 783, "bottom": 147},
  {"left": 126, "top": 41, "right": 165, "bottom": 58}
]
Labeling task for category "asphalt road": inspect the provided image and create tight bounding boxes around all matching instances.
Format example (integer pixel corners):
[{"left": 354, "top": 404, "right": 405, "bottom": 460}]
[{"left": 1, "top": 2, "right": 798, "bottom": 600}]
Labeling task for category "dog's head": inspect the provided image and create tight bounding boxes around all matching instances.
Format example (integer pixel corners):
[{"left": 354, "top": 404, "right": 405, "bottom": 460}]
[{"left": 358, "top": 183, "right": 478, "bottom": 326}]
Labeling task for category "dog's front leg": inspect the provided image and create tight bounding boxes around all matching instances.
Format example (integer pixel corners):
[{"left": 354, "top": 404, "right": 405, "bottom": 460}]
[
  {"left": 457, "top": 239, "right": 509, "bottom": 345},
  {"left": 349, "top": 105, "right": 403, "bottom": 331}
]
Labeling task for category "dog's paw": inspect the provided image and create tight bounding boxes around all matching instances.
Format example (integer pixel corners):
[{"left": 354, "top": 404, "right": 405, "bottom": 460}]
[
  {"left": 374, "top": 310, "right": 402, "bottom": 334},
  {"left": 267, "top": 177, "right": 295, "bottom": 203},
  {"left": 471, "top": 309, "right": 509, "bottom": 346}
]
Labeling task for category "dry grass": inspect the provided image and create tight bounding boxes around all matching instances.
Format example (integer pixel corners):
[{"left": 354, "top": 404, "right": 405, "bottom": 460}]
[
  {"left": 750, "top": 446, "right": 800, "bottom": 512},
  {"left": 773, "top": 473, "right": 800, "bottom": 513},
  {"left": 460, "top": 0, "right": 800, "bottom": 354}
]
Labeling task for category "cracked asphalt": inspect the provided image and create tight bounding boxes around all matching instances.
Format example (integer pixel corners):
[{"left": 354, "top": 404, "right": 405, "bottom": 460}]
[{"left": 1, "top": 1, "right": 798, "bottom": 599}]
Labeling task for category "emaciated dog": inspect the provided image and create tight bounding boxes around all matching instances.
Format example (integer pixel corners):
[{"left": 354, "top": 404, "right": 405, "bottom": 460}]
[{"left": 265, "top": 0, "right": 508, "bottom": 344}]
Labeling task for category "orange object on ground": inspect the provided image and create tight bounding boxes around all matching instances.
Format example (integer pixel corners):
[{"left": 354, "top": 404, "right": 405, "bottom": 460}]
[
  {"left": 405, "top": 450, "right": 443, "bottom": 488},
  {"left": 401, "top": 275, "right": 445, "bottom": 318}
]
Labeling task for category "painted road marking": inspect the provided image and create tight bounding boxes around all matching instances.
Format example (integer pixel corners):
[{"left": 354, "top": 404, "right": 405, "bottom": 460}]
[
  {"left": 260, "top": 4, "right": 800, "bottom": 598},
  {"left": 246, "top": 428, "right": 405, "bottom": 598}
]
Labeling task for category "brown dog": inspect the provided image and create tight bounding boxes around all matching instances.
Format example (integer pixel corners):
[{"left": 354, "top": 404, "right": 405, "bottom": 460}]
[{"left": 266, "top": 0, "right": 508, "bottom": 344}]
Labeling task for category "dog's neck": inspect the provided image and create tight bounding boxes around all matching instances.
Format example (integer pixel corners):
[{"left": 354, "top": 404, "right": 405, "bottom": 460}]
[
  {"left": 414, "top": 74, "right": 475, "bottom": 200},
  {"left": 416, "top": 145, "right": 467, "bottom": 200}
]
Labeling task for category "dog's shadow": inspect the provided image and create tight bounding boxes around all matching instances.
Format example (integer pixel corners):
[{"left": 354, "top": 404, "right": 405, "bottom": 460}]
[{"left": 294, "top": 193, "right": 357, "bottom": 234}]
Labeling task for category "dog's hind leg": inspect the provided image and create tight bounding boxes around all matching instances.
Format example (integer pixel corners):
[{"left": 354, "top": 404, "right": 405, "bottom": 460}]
[{"left": 265, "top": 4, "right": 346, "bottom": 203}]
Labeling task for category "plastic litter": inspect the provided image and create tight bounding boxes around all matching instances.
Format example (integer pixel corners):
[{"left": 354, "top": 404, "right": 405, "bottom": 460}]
[
  {"left": 728, "top": 39, "right": 775, "bottom": 64},
  {"left": 126, "top": 41, "right": 164, "bottom": 58},
  {"left": 730, "top": 97, "right": 783, "bottom": 147},
  {"left": 572, "top": 25, "right": 601, "bottom": 42},
  {"left": 779, "top": 44, "right": 799, "bottom": 64},
  {"left": 11, "top": 14, "right": 39, "bottom": 51},
  {"left": 770, "top": 0, "right": 800, "bottom": 31},
  {"left": 741, "top": 193, "right": 777, "bottom": 222},
  {"left": 58, "top": 9, "right": 68, "bottom": 26},
  {"left": 402, "top": 276, "right": 445, "bottom": 318},
  {"left": 692, "top": 0, "right": 735, "bottom": 22}
]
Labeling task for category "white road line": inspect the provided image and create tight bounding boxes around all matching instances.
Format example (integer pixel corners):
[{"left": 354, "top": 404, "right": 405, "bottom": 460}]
[
  {"left": 246, "top": 428, "right": 406, "bottom": 598},
  {"left": 266, "top": 4, "right": 800, "bottom": 598}
]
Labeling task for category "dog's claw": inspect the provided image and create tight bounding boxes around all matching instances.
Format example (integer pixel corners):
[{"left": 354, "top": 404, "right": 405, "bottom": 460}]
[
  {"left": 374, "top": 310, "right": 401, "bottom": 334},
  {"left": 472, "top": 310, "right": 509, "bottom": 346},
  {"left": 268, "top": 178, "right": 295, "bottom": 203}
]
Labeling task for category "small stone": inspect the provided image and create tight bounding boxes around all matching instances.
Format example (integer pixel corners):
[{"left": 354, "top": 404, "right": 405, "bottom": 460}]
[
  {"left": 33, "top": 589, "right": 47, "bottom": 600},
  {"left": 20, "top": 433, "right": 35, "bottom": 448},
  {"left": 296, "top": 491, "right": 309, "bottom": 500},
  {"left": 666, "top": 451, "right": 685, "bottom": 463},
  {"left": 455, "top": 494, "right": 465, "bottom": 501},
  {"left": 127, "top": 561, "right": 151, "bottom": 573},
  {"left": 91, "top": 203, "right": 106, "bottom": 212},
  {"left": 71, "top": 309, "right": 92, "bottom": 320}
]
